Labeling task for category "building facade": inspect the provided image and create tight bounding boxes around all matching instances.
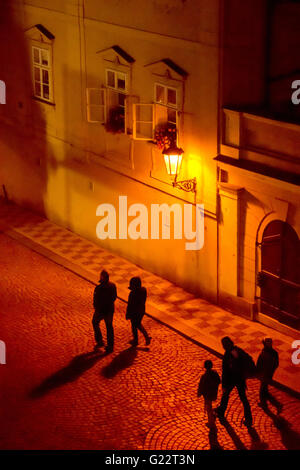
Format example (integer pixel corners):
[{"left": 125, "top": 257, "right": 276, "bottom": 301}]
[{"left": 0, "top": 0, "right": 299, "bottom": 335}]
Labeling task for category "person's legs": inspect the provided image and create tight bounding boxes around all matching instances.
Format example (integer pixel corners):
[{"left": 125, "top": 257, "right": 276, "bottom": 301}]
[
  {"left": 259, "top": 380, "right": 269, "bottom": 406},
  {"left": 104, "top": 313, "right": 114, "bottom": 351},
  {"left": 137, "top": 319, "right": 151, "bottom": 345},
  {"left": 205, "top": 399, "right": 215, "bottom": 428},
  {"left": 237, "top": 383, "right": 253, "bottom": 426},
  {"left": 217, "top": 385, "right": 233, "bottom": 417},
  {"left": 92, "top": 311, "right": 103, "bottom": 346},
  {"left": 130, "top": 319, "right": 138, "bottom": 345}
]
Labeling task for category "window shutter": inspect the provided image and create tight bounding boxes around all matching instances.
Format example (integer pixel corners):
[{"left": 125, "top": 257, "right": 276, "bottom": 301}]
[
  {"left": 154, "top": 104, "right": 179, "bottom": 145},
  {"left": 125, "top": 95, "right": 138, "bottom": 135},
  {"left": 133, "top": 103, "right": 154, "bottom": 140},
  {"left": 175, "top": 110, "right": 180, "bottom": 145},
  {"left": 154, "top": 103, "right": 168, "bottom": 127},
  {"left": 86, "top": 88, "right": 106, "bottom": 123}
]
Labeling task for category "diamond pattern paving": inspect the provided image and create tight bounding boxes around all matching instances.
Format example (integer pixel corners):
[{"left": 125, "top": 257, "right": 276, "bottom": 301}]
[{"left": 0, "top": 199, "right": 299, "bottom": 396}]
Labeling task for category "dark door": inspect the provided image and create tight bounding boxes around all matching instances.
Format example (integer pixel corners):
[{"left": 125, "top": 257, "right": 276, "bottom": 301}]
[{"left": 259, "top": 220, "right": 300, "bottom": 330}]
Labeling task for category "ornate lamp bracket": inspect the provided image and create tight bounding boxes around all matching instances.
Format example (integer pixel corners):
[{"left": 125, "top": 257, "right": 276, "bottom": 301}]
[{"left": 173, "top": 177, "right": 197, "bottom": 193}]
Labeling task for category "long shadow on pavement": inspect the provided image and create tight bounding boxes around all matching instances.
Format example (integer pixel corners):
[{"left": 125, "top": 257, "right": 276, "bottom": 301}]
[
  {"left": 29, "top": 350, "right": 106, "bottom": 398},
  {"left": 101, "top": 346, "right": 138, "bottom": 379},
  {"left": 246, "top": 425, "right": 269, "bottom": 450},
  {"left": 208, "top": 427, "right": 223, "bottom": 450},
  {"left": 260, "top": 404, "right": 300, "bottom": 450},
  {"left": 218, "top": 416, "right": 268, "bottom": 450},
  {"left": 218, "top": 417, "right": 247, "bottom": 450}
]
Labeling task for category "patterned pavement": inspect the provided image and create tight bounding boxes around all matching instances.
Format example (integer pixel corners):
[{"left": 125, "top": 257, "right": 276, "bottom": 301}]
[
  {"left": 1, "top": 232, "right": 300, "bottom": 450},
  {"left": 0, "top": 199, "right": 299, "bottom": 396}
]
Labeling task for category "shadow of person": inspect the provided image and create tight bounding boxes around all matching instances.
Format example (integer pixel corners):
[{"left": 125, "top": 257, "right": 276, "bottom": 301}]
[
  {"left": 101, "top": 347, "right": 138, "bottom": 379},
  {"left": 136, "top": 346, "right": 150, "bottom": 352},
  {"left": 217, "top": 416, "right": 247, "bottom": 450},
  {"left": 29, "top": 350, "right": 106, "bottom": 398},
  {"left": 259, "top": 384, "right": 283, "bottom": 414},
  {"left": 260, "top": 404, "right": 300, "bottom": 450},
  {"left": 208, "top": 427, "right": 223, "bottom": 450},
  {"left": 246, "top": 426, "right": 269, "bottom": 450}
]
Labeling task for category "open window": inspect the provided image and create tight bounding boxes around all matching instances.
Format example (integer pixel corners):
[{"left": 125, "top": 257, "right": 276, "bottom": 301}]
[
  {"left": 89, "top": 45, "right": 135, "bottom": 134},
  {"left": 133, "top": 101, "right": 179, "bottom": 145},
  {"left": 105, "top": 69, "right": 128, "bottom": 133},
  {"left": 86, "top": 79, "right": 131, "bottom": 133},
  {"left": 133, "top": 59, "right": 187, "bottom": 144}
]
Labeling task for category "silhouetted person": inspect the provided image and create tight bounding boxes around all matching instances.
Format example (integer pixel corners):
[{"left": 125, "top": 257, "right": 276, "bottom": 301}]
[
  {"left": 256, "top": 337, "right": 282, "bottom": 413},
  {"left": 126, "top": 277, "right": 151, "bottom": 346},
  {"left": 92, "top": 270, "right": 117, "bottom": 353},
  {"left": 198, "top": 360, "right": 220, "bottom": 429},
  {"left": 215, "top": 336, "right": 253, "bottom": 427}
]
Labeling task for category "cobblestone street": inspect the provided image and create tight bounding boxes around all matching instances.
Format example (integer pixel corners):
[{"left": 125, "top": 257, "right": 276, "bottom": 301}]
[{"left": 1, "top": 233, "right": 300, "bottom": 450}]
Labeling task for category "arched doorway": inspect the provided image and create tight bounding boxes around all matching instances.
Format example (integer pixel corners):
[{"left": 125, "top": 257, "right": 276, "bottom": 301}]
[{"left": 258, "top": 220, "right": 300, "bottom": 330}]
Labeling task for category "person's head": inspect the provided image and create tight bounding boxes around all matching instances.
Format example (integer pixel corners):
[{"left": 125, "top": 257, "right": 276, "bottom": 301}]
[
  {"left": 204, "top": 360, "right": 213, "bottom": 370},
  {"left": 129, "top": 276, "right": 142, "bottom": 290},
  {"left": 100, "top": 270, "right": 109, "bottom": 283},
  {"left": 263, "top": 337, "right": 273, "bottom": 348},
  {"left": 221, "top": 336, "right": 234, "bottom": 352}
]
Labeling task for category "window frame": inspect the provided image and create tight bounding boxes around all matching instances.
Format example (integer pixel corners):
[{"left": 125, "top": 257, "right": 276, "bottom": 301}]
[
  {"left": 32, "top": 45, "right": 54, "bottom": 103},
  {"left": 154, "top": 82, "right": 178, "bottom": 109},
  {"left": 132, "top": 103, "right": 155, "bottom": 140},
  {"left": 154, "top": 82, "right": 179, "bottom": 134},
  {"left": 104, "top": 68, "right": 129, "bottom": 134},
  {"left": 105, "top": 68, "right": 128, "bottom": 93},
  {"left": 86, "top": 87, "right": 107, "bottom": 123}
]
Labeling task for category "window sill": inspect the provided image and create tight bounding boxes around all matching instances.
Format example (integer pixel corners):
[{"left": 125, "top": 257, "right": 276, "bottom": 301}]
[{"left": 32, "top": 96, "right": 55, "bottom": 107}]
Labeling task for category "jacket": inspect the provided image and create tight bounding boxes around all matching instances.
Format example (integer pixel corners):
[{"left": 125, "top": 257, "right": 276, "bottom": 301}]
[
  {"left": 126, "top": 286, "right": 147, "bottom": 320},
  {"left": 198, "top": 369, "right": 220, "bottom": 401},
  {"left": 222, "top": 346, "right": 251, "bottom": 388},
  {"left": 256, "top": 347, "right": 279, "bottom": 381},
  {"left": 93, "top": 281, "right": 117, "bottom": 314}
]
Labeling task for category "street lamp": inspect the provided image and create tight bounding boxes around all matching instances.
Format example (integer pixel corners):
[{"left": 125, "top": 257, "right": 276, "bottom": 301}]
[{"left": 162, "top": 145, "right": 197, "bottom": 193}]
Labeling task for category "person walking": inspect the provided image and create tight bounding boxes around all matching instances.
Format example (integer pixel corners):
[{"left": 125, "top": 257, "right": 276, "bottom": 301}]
[
  {"left": 256, "top": 337, "right": 282, "bottom": 412},
  {"left": 215, "top": 336, "right": 254, "bottom": 427},
  {"left": 197, "top": 360, "right": 220, "bottom": 429},
  {"left": 92, "top": 270, "right": 117, "bottom": 353},
  {"left": 126, "top": 276, "right": 151, "bottom": 346}
]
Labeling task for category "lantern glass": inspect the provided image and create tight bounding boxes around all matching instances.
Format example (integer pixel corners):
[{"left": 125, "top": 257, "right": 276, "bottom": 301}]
[{"left": 163, "top": 148, "right": 183, "bottom": 179}]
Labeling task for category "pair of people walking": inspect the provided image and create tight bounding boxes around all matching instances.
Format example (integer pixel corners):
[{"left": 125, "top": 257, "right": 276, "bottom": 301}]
[
  {"left": 92, "top": 270, "right": 151, "bottom": 353},
  {"left": 198, "top": 336, "right": 280, "bottom": 429}
]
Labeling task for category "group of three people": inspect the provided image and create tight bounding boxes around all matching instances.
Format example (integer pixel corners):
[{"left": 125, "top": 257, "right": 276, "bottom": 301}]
[
  {"left": 198, "top": 336, "right": 280, "bottom": 429},
  {"left": 92, "top": 270, "right": 151, "bottom": 353}
]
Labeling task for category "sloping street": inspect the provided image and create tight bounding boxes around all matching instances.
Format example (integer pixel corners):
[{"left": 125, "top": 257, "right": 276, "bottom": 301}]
[{"left": 0, "top": 233, "right": 300, "bottom": 450}]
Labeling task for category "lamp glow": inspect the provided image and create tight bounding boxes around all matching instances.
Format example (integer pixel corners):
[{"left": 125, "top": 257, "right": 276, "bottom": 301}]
[
  {"left": 163, "top": 146, "right": 184, "bottom": 179},
  {"left": 162, "top": 145, "right": 196, "bottom": 193}
]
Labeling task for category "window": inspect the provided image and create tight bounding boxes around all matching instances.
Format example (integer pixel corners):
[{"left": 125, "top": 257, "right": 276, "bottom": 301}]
[
  {"left": 132, "top": 83, "right": 180, "bottom": 141},
  {"left": 155, "top": 83, "right": 177, "bottom": 107},
  {"left": 133, "top": 104, "right": 154, "bottom": 140},
  {"left": 105, "top": 69, "right": 128, "bottom": 133},
  {"left": 32, "top": 46, "right": 53, "bottom": 102},
  {"left": 154, "top": 83, "right": 178, "bottom": 129},
  {"left": 106, "top": 69, "right": 127, "bottom": 92},
  {"left": 86, "top": 88, "right": 106, "bottom": 123},
  {"left": 87, "top": 69, "right": 129, "bottom": 134}
]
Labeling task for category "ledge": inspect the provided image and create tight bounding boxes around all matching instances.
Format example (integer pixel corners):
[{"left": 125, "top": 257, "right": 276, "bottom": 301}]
[{"left": 215, "top": 155, "right": 300, "bottom": 187}]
